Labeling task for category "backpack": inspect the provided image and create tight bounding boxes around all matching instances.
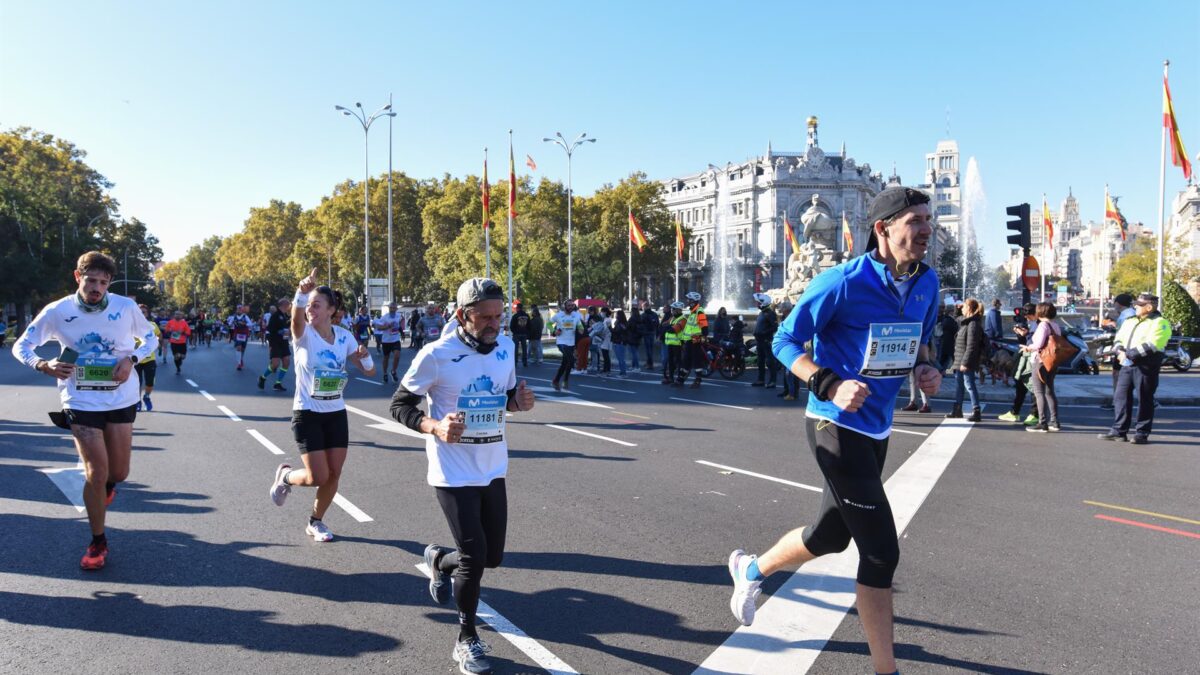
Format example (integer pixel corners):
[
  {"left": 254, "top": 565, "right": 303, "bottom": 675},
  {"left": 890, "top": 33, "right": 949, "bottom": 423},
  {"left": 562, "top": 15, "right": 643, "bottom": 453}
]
[{"left": 1037, "top": 324, "right": 1078, "bottom": 379}]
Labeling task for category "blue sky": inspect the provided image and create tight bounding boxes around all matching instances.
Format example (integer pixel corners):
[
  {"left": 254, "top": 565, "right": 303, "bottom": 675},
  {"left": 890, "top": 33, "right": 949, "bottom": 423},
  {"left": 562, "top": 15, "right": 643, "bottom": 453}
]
[{"left": 2, "top": 1, "right": 1196, "bottom": 265}]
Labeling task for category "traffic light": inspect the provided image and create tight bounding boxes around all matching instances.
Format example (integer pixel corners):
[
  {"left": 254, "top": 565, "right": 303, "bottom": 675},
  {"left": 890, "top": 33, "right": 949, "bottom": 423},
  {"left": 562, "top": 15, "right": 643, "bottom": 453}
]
[{"left": 1006, "top": 203, "right": 1031, "bottom": 252}]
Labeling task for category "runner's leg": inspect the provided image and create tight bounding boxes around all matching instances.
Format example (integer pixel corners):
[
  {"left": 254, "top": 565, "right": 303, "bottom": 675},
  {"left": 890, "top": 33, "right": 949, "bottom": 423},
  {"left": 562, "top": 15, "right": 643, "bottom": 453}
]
[
  {"left": 311, "top": 447, "right": 346, "bottom": 520},
  {"left": 71, "top": 425, "right": 110, "bottom": 536}
]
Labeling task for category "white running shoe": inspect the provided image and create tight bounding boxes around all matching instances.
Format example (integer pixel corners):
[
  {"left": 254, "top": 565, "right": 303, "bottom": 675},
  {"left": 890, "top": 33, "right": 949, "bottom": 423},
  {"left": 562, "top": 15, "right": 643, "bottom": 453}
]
[
  {"left": 728, "top": 549, "right": 763, "bottom": 626},
  {"left": 305, "top": 519, "right": 333, "bottom": 542},
  {"left": 451, "top": 637, "right": 493, "bottom": 674},
  {"left": 270, "top": 464, "right": 292, "bottom": 506}
]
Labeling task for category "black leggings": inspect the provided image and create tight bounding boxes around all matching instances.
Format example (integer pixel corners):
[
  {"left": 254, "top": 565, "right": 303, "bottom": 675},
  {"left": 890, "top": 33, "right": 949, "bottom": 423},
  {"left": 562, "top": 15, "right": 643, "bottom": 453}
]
[
  {"left": 554, "top": 344, "right": 576, "bottom": 384},
  {"left": 801, "top": 418, "right": 899, "bottom": 589},
  {"left": 434, "top": 478, "right": 508, "bottom": 638}
]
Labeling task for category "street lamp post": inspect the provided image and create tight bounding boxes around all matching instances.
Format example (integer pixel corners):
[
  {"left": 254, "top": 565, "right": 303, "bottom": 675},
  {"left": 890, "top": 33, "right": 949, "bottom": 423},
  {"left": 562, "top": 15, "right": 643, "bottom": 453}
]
[
  {"left": 543, "top": 132, "right": 596, "bottom": 299},
  {"left": 336, "top": 101, "right": 395, "bottom": 310}
]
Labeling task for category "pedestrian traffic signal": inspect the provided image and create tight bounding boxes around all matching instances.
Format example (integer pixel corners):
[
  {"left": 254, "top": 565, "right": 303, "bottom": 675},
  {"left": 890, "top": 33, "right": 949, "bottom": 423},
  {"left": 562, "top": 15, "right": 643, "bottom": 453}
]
[{"left": 1006, "top": 203, "right": 1031, "bottom": 252}]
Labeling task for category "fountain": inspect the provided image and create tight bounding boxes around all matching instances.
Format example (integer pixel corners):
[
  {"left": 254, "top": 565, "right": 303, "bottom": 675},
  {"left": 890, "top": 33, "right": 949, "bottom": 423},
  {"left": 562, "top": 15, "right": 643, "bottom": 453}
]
[
  {"left": 959, "top": 157, "right": 986, "bottom": 298},
  {"left": 704, "top": 165, "right": 752, "bottom": 315}
]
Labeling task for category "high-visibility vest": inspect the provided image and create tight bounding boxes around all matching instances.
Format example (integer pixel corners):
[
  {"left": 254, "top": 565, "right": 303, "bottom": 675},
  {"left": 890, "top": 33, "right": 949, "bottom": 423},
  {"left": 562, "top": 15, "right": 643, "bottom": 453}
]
[
  {"left": 682, "top": 309, "right": 706, "bottom": 339},
  {"left": 665, "top": 317, "right": 682, "bottom": 346}
]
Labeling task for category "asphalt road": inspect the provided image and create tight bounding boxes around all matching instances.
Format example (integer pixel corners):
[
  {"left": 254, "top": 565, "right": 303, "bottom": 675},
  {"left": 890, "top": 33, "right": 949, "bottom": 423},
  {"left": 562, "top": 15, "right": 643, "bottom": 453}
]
[{"left": 1, "top": 338, "right": 1197, "bottom": 674}]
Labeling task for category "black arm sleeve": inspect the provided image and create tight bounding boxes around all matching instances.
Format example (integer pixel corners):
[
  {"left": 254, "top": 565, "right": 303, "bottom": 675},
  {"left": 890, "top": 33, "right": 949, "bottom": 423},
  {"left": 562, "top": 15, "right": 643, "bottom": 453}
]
[
  {"left": 390, "top": 384, "right": 427, "bottom": 432},
  {"left": 506, "top": 386, "right": 519, "bottom": 411}
]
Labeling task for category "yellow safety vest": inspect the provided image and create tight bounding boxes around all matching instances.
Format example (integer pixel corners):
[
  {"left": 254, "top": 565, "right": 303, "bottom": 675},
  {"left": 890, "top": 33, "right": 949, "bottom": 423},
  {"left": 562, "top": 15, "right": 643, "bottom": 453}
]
[
  {"left": 665, "top": 317, "right": 682, "bottom": 346},
  {"left": 682, "top": 309, "right": 705, "bottom": 339}
]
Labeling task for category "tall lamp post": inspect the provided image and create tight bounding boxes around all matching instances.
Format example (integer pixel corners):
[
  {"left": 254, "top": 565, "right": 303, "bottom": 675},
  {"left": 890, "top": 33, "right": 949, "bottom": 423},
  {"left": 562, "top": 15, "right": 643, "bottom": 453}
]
[
  {"left": 542, "top": 132, "right": 596, "bottom": 300},
  {"left": 336, "top": 101, "right": 395, "bottom": 310}
]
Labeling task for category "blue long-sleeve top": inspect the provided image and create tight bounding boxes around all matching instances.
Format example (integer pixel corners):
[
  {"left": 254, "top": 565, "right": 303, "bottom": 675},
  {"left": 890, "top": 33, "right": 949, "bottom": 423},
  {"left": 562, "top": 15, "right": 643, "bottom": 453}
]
[{"left": 773, "top": 253, "right": 939, "bottom": 439}]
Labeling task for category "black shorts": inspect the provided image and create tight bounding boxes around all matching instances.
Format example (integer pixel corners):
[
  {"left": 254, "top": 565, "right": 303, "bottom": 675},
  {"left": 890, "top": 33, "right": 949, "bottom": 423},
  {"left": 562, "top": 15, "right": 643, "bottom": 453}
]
[
  {"left": 382, "top": 341, "right": 402, "bottom": 356},
  {"left": 291, "top": 409, "right": 349, "bottom": 454},
  {"left": 269, "top": 341, "right": 291, "bottom": 360},
  {"left": 170, "top": 343, "right": 187, "bottom": 356},
  {"left": 62, "top": 404, "right": 138, "bottom": 430},
  {"left": 135, "top": 361, "right": 157, "bottom": 387}
]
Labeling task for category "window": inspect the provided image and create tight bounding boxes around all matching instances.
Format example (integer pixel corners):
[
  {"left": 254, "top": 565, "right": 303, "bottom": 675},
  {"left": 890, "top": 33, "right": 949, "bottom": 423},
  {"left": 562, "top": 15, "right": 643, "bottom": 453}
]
[
  {"left": 939, "top": 176, "right": 951, "bottom": 187},
  {"left": 937, "top": 205, "right": 952, "bottom": 216},
  {"left": 695, "top": 238, "right": 706, "bottom": 262}
]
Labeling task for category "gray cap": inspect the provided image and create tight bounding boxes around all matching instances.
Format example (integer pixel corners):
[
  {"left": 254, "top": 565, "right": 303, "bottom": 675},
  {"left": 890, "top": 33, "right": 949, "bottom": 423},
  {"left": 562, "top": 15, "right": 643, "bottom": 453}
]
[{"left": 456, "top": 277, "right": 505, "bottom": 308}]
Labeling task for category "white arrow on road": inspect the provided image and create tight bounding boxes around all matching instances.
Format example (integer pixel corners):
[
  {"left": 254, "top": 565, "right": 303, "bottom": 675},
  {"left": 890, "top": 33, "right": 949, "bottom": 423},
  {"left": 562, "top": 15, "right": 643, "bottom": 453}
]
[
  {"left": 39, "top": 462, "right": 86, "bottom": 512},
  {"left": 526, "top": 385, "right": 613, "bottom": 409}
]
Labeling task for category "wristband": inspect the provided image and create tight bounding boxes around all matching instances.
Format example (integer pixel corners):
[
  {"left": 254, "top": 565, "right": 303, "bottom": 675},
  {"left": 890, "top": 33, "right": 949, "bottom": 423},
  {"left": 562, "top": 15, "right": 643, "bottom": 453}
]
[
  {"left": 359, "top": 354, "right": 374, "bottom": 370},
  {"left": 293, "top": 291, "right": 310, "bottom": 308},
  {"left": 808, "top": 367, "right": 840, "bottom": 402}
]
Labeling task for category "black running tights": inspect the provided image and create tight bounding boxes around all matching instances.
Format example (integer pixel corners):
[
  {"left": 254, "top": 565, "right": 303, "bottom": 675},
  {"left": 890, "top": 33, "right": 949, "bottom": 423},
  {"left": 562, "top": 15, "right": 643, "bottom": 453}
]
[{"left": 434, "top": 478, "right": 508, "bottom": 639}]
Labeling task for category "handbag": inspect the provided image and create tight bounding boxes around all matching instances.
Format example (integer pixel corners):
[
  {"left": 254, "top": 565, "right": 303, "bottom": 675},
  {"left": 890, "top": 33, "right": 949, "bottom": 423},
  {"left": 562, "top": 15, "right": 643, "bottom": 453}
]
[{"left": 1037, "top": 325, "right": 1078, "bottom": 379}]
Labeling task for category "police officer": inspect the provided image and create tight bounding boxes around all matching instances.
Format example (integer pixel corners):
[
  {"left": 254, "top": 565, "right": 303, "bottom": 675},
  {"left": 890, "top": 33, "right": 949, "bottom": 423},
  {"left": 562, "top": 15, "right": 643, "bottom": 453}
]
[
  {"left": 660, "top": 302, "right": 685, "bottom": 385},
  {"left": 676, "top": 291, "right": 709, "bottom": 388},
  {"left": 1099, "top": 293, "right": 1172, "bottom": 444}
]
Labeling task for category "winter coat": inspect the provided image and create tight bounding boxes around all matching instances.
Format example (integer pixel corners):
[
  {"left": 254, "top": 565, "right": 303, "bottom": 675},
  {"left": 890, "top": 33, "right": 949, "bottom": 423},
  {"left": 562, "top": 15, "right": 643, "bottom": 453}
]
[
  {"left": 953, "top": 314, "right": 985, "bottom": 371},
  {"left": 528, "top": 312, "right": 544, "bottom": 338}
]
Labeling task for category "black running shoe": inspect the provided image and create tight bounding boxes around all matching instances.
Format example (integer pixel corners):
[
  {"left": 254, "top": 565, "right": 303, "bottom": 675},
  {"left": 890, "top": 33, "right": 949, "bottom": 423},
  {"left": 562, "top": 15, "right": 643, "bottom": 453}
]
[
  {"left": 257, "top": 375, "right": 266, "bottom": 389},
  {"left": 273, "top": 382, "right": 285, "bottom": 391}
]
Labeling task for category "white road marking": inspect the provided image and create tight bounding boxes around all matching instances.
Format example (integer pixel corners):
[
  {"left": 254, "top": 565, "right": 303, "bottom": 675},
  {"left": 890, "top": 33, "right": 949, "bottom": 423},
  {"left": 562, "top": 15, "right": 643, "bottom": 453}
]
[
  {"left": 199, "top": 390, "right": 216, "bottom": 401},
  {"left": 526, "top": 386, "right": 613, "bottom": 409},
  {"left": 578, "top": 383, "right": 636, "bottom": 394},
  {"left": 355, "top": 377, "right": 383, "bottom": 386},
  {"left": 6, "top": 431, "right": 72, "bottom": 439},
  {"left": 332, "top": 493, "right": 373, "bottom": 522},
  {"left": 669, "top": 397, "right": 752, "bottom": 411},
  {"left": 246, "top": 429, "right": 285, "bottom": 455},
  {"left": 621, "top": 373, "right": 729, "bottom": 388},
  {"left": 344, "top": 404, "right": 392, "bottom": 425},
  {"left": 416, "top": 562, "right": 579, "bottom": 674},
  {"left": 39, "top": 463, "right": 85, "bottom": 512},
  {"left": 545, "top": 423, "right": 636, "bottom": 447},
  {"left": 186, "top": 379, "right": 198, "bottom": 387},
  {"left": 346, "top": 404, "right": 427, "bottom": 441},
  {"left": 694, "top": 417, "right": 975, "bottom": 674},
  {"left": 695, "top": 460, "right": 822, "bottom": 493},
  {"left": 889, "top": 427, "right": 928, "bottom": 437},
  {"left": 217, "top": 405, "right": 242, "bottom": 422}
]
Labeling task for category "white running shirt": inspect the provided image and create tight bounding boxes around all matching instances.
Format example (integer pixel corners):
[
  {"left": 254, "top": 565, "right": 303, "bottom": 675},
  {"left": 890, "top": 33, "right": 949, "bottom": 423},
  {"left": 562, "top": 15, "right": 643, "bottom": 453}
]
[
  {"left": 292, "top": 324, "right": 359, "bottom": 413},
  {"left": 14, "top": 294, "right": 158, "bottom": 411},
  {"left": 401, "top": 330, "right": 516, "bottom": 487},
  {"left": 374, "top": 312, "right": 404, "bottom": 343},
  {"left": 550, "top": 310, "right": 584, "bottom": 347}
]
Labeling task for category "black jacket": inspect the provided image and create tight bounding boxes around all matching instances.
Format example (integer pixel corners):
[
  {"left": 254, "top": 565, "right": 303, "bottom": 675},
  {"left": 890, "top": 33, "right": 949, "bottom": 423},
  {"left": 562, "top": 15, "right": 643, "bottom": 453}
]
[
  {"left": 953, "top": 314, "right": 985, "bottom": 370},
  {"left": 639, "top": 309, "right": 659, "bottom": 338},
  {"left": 753, "top": 308, "right": 778, "bottom": 338},
  {"left": 510, "top": 310, "right": 530, "bottom": 338},
  {"left": 528, "top": 312, "right": 544, "bottom": 338}
]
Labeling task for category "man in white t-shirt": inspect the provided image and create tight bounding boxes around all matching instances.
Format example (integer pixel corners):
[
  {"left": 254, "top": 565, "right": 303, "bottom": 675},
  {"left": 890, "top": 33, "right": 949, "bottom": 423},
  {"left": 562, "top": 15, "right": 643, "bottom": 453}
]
[
  {"left": 374, "top": 302, "right": 404, "bottom": 383},
  {"left": 12, "top": 251, "right": 159, "bottom": 570},
  {"left": 548, "top": 299, "right": 584, "bottom": 391},
  {"left": 390, "top": 278, "right": 535, "bottom": 675}
]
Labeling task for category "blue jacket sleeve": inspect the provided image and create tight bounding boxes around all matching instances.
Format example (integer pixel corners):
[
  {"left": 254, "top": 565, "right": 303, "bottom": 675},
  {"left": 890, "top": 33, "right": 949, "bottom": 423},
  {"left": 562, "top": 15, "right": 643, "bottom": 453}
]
[{"left": 772, "top": 268, "right": 844, "bottom": 371}]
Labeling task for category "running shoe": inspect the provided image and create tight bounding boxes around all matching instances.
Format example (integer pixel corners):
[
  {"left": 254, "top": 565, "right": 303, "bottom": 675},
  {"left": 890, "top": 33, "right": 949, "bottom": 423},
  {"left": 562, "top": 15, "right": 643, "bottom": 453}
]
[
  {"left": 391, "top": 370, "right": 398, "bottom": 381},
  {"left": 105, "top": 486, "right": 116, "bottom": 506},
  {"left": 80, "top": 542, "right": 107, "bottom": 570},
  {"left": 305, "top": 520, "right": 333, "bottom": 542},
  {"left": 728, "top": 549, "right": 762, "bottom": 626},
  {"left": 236, "top": 363, "right": 243, "bottom": 371},
  {"left": 451, "top": 637, "right": 493, "bottom": 675},
  {"left": 273, "top": 382, "right": 285, "bottom": 391},
  {"left": 1131, "top": 435, "right": 1149, "bottom": 445},
  {"left": 382, "top": 372, "right": 389, "bottom": 383},
  {"left": 143, "top": 395, "right": 152, "bottom": 412},
  {"left": 136, "top": 401, "right": 142, "bottom": 412},
  {"left": 1022, "top": 415, "right": 1040, "bottom": 427},
  {"left": 1097, "top": 432, "right": 1127, "bottom": 442},
  {"left": 1047, "top": 423, "right": 1061, "bottom": 432},
  {"left": 258, "top": 375, "right": 266, "bottom": 389},
  {"left": 270, "top": 464, "right": 292, "bottom": 506},
  {"left": 997, "top": 411, "right": 1019, "bottom": 422},
  {"left": 1025, "top": 425, "right": 1048, "bottom": 433},
  {"left": 901, "top": 402, "right": 918, "bottom": 412},
  {"left": 424, "top": 544, "right": 452, "bottom": 605},
  {"left": 918, "top": 404, "right": 932, "bottom": 413}
]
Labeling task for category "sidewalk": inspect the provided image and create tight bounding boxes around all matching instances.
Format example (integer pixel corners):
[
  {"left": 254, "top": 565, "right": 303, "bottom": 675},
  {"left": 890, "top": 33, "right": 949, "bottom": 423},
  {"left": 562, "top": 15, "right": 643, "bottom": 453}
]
[{"left": 905, "top": 372, "right": 1199, "bottom": 406}]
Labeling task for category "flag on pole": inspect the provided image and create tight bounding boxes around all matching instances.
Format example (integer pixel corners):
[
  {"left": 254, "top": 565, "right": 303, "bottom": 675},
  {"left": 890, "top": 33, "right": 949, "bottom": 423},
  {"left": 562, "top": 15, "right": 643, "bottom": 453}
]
[
  {"left": 629, "top": 208, "right": 648, "bottom": 252},
  {"left": 1043, "top": 196, "right": 1054, "bottom": 249},
  {"left": 841, "top": 212, "right": 854, "bottom": 252},
  {"left": 674, "top": 218, "right": 685, "bottom": 260},
  {"left": 482, "top": 154, "right": 490, "bottom": 230},
  {"left": 1105, "top": 187, "right": 1128, "bottom": 241},
  {"left": 1164, "top": 70, "right": 1192, "bottom": 180},
  {"left": 508, "top": 142, "right": 517, "bottom": 219},
  {"left": 783, "top": 215, "right": 798, "bottom": 255},
  {"left": 525, "top": 154, "right": 537, "bottom": 171}
]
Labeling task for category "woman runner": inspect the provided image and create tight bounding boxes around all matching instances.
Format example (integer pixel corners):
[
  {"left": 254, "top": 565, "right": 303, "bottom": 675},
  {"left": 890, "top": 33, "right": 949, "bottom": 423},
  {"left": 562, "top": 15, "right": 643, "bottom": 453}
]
[{"left": 269, "top": 268, "right": 375, "bottom": 541}]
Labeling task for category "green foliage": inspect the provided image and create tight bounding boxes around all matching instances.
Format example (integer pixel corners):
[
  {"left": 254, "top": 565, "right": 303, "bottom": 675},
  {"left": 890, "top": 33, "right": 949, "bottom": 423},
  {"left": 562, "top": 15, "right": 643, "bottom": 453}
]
[
  {"left": 1108, "top": 238, "right": 1156, "bottom": 295},
  {"left": 1161, "top": 280, "right": 1200, "bottom": 357}
]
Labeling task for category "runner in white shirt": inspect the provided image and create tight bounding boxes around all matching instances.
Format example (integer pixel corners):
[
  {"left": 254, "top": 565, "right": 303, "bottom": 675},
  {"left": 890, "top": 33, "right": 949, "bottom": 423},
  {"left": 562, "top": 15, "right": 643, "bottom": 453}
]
[
  {"left": 268, "top": 268, "right": 375, "bottom": 542},
  {"left": 12, "top": 251, "right": 159, "bottom": 570},
  {"left": 548, "top": 300, "right": 584, "bottom": 391},
  {"left": 390, "top": 278, "right": 535, "bottom": 675},
  {"left": 375, "top": 301, "right": 405, "bottom": 383}
]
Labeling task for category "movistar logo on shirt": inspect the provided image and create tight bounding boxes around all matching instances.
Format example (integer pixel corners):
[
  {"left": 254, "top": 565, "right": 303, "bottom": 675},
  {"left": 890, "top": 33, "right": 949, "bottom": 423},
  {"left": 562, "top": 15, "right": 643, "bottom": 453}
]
[
  {"left": 496, "top": 350, "right": 508, "bottom": 361},
  {"left": 108, "top": 312, "right": 122, "bottom": 321},
  {"left": 881, "top": 326, "right": 893, "bottom": 336}
]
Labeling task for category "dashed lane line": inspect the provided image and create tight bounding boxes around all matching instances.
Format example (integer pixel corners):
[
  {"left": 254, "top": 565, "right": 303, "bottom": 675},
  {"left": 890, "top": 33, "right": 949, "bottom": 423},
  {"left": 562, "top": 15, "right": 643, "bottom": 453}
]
[
  {"left": 345, "top": 404, "right": 426, "bottom": 441},
  {"left": 247, "top": 429, "right": 286, "bottom": 455},
  {"left": 217, "top": 405, "right": 242, "bottom": 422},
  {"left": 199, "top": 390, "right": 216, "bottom": 401},
  {"left": 889, "top": 427, "right": 928, "bottom": 437},
  {"left": 669, "top": 397, "right": 752, "bottom": 411},
  {"left": 333, "top": 493, "right": 373, "bottom": 523},
  {"left": 544, "top": 423, "right": 636, "bottom": 447},
  {"left": 578, "top": 383, "right": 636, "bottom": 394},
  {"left": 694, "top": 460, "right": 822, "bottom": 493},
  {"left": 186, "top": 379, "right": 198, "bottom": 388},
  {"left": 355, "top": 377, "right": 383, "bottom": 386},
  {"left": 416, "top": 562, "right": 579, "bottom": 675}
]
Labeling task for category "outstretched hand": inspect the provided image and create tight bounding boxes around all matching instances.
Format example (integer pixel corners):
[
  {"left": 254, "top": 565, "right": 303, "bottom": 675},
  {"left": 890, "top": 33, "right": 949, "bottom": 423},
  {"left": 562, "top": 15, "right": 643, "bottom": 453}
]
[
  {"left": 298, "top": 267, "right": 318, "bottom": 294},
  {"left": 512, "top": 379, "right": 535, "bottom": 412}
]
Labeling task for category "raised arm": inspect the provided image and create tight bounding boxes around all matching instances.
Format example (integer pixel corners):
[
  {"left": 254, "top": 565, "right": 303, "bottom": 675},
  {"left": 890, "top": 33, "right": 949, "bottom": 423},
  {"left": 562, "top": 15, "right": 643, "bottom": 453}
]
[{"left": 291, "top": 268, "right": 318, "bottom": 340}]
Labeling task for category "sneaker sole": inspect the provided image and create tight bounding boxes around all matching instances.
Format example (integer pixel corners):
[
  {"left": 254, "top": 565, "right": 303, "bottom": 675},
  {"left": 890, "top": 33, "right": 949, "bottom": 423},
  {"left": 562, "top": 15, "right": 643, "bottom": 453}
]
[
  {"left": 270, "top": 464, "right": 291, "bottom": 506},
  {"left": 424, "top": 544, "right": 451, "bottom": 605},
  {"left": 305, "top": 526, "right": 333, "bottom": 542},
  {"left": 451, "top": 646, "right": 493, "bottom": 675},
  {"left": 727, "top": 549, "right": 759, "bottom": 626}
]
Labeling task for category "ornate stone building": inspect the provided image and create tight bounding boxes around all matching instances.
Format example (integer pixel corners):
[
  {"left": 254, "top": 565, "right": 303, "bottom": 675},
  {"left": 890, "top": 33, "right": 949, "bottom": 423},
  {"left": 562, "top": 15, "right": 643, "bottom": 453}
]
[{"left": 649, "top": 117, "right": 886, "bottom": 308}]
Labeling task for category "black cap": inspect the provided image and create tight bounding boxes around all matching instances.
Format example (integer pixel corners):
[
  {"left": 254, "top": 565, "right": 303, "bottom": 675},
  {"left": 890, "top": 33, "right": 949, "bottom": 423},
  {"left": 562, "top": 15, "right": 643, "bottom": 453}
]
[
  {"left": 1133, "top": 292, "right": 1158, "bottom": 307},
  {"left": 865, "top": 187, "right": 932, "bottom": 250},
  {"left": 1114, "top": 293, "right": 1134, "bottom": 307}
]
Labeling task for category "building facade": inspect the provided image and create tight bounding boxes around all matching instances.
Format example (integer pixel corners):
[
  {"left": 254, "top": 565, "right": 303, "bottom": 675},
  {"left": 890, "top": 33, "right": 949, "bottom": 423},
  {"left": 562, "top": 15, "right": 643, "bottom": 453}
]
[{"left": 920, "top": 140, "right": 960, "bottom": 261}]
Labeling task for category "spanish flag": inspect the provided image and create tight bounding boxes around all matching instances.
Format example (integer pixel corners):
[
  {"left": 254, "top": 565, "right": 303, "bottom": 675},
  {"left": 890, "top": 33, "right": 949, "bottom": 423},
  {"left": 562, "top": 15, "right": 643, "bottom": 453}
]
[
  {"left": 482, "top": 153, "right": 491, "bottom": 231},
  {"left": 1043, "top": 196, "right": 1054, "bottom": 249},
  {"left": 629, "top": 208, "right": 648, "bottom": 252},
  {"left": 1164, "top": 71, "right": 1192, "bottom": 180},
  {"left": 674, "top": 218, "right": 685, "bottom": 260},
  {"left": 1105, "top": 187, "right": 1128, "bottom": 241},
  {"left": 841, "top": 212, "right": 854, "bottom": 252},
  {"left": 784, "top": 215, "right": 798, "bottom": 255}
]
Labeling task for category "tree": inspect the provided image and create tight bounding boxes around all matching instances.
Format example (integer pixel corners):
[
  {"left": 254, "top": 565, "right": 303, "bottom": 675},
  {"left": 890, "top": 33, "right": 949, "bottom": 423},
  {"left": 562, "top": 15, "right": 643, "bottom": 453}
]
[
  {"left": 210, "top": 200, "right": 305, "bottom": 314},
  {"left": 1161, "top": 280, "right": 1200, "bottom": 357},
  {"left": 1108, "top": 238, "right": 1156, "bottom": 295},
  {"left": 93, "top": 217, "right": 163, "bottom": 305}
]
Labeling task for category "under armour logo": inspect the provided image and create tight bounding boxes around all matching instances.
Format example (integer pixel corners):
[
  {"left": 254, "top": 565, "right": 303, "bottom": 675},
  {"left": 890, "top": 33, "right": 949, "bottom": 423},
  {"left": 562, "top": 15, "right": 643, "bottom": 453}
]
[{"left": 64, "top": 316, "right": 78, "bottom": 323}]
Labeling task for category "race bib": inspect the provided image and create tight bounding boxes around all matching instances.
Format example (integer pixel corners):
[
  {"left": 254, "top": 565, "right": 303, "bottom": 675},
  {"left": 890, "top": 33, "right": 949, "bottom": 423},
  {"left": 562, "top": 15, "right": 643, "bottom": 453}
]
[
  {"left": 455, "top": 394, "right": 506, "bottom": 444},
  {"left": 235, "top": 333, "right": 248, "bottom": 343},
  {"left": 76, "top": 356, "right": 119, "bottom": 391},
  {"left": 427, "top": 326, "right": 440, "bottom": 338},
  {"left": 312, "top": 368, "right": 348, "bottom": 400},
  {"left": 562, "top": 320, "right": 575, "bottom": 330},
  {"left": 860, "top": 323, "right": 921, "bottom": 378},
  {"left": 171, "top": 331, "right": 182, "bottom": 341}
]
